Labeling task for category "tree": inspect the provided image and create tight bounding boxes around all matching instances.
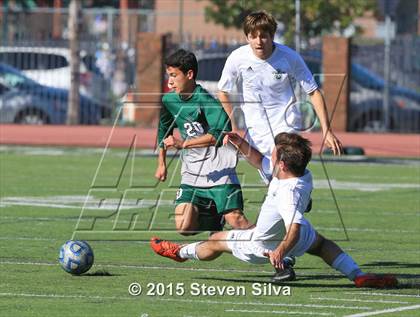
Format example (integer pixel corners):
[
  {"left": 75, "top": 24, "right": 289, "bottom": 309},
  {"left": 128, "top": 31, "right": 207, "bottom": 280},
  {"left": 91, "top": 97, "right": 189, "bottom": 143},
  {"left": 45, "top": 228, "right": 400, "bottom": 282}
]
[{"left": 201, "top": 0, "right": 376, "bottom": 45}]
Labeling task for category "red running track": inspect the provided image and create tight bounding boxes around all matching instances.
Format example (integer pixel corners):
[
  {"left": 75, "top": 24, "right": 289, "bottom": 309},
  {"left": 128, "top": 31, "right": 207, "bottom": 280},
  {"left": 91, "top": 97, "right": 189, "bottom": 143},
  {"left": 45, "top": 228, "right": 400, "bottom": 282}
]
[{"left": 0, "top": 124, "right": 419, "bottom": 158}]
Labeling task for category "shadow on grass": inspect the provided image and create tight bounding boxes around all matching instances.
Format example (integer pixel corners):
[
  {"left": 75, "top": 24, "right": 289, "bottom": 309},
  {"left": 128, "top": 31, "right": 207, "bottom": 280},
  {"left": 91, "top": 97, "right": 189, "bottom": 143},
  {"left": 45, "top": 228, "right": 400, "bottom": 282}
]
[
  {"left": 362, "top": 261, "right": 420, "bottom": 269},
  {"left": 81, "top": 270, "right": 119, "bottom": 276},
  {"left": 244, "top": 274, "right": 344, "bottom": 281},
  {"left": 197, "top": 273, "right": 420, "bottom": 290},
  {"left": 196, "top": 276, "right": 354, "bottom": 289},
  {"left": 395, "top": 274, "right": 420, "bottom": 290}
]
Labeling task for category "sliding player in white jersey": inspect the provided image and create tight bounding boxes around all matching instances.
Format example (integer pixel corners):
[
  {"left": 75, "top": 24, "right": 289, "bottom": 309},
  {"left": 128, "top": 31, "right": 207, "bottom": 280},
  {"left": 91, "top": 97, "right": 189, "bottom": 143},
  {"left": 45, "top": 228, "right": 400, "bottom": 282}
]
[{"left": 150, "top": 133, "right": 397, "bottom": 289}]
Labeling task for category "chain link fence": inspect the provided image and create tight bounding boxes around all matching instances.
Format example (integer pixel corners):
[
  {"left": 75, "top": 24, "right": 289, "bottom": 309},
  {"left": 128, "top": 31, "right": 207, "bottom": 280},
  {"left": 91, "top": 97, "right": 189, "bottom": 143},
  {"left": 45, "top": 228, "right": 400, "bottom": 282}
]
[{"left": 349, "top": 35, "right": 420, "bottom": 133}]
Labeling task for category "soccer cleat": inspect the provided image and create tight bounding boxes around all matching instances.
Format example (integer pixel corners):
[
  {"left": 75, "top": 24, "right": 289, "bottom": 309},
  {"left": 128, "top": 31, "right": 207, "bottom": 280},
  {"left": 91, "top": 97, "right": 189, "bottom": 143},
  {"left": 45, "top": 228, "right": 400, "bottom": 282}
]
[
  {"left": 283, "top": 256, "right": 296, "bottom": 267},
  {"left": 354, "top": 274, "right": 398, "bottom": 288},
  {"left": 150, "top": 237, "right": 187, "bottom": 262},
  {"left": 271, "top": 262, "right": 296, "bottom": 283}
]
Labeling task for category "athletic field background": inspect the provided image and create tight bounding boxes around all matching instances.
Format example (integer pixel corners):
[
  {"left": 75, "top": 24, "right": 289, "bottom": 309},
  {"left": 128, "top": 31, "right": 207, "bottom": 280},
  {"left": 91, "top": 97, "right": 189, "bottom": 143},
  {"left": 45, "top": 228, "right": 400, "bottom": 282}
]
[{"left": 0, "top": 146, "right": 419, "bottom": 317}]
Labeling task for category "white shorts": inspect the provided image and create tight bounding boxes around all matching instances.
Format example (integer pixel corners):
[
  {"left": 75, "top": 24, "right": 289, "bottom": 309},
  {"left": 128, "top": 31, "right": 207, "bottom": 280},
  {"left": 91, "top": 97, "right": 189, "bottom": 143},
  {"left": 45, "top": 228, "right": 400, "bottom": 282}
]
[{"left": 226, "top": 219, "right": 316, "bottom": 265}]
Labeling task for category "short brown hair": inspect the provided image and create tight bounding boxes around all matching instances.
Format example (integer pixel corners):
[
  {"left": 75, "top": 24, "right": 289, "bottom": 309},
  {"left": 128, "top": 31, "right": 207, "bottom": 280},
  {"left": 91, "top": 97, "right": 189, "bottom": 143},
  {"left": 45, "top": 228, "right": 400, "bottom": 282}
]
[
  {"left": 243, "top": 11, "right": 277, "bottom": 37},
  {"left": 274, "top": 133, "right": 312, "bottom": 176}
]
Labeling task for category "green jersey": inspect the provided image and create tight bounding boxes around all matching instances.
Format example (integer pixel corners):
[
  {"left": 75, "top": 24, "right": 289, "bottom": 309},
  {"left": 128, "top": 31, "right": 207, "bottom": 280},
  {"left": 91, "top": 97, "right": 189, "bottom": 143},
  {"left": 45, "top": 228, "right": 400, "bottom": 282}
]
[{"left": 158, "top": 85, "right": 239, "bottom": 187}]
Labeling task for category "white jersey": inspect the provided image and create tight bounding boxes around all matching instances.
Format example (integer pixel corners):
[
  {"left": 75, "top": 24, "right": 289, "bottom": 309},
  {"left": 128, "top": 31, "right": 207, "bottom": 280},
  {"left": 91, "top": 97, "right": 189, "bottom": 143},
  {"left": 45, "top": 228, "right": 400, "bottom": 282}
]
[
  {"left": 253, "top": 170, "right": 313, "bottom": 250},
  {"left": 218, "top": 43, "right": 318, "bottom": 157},
  {"left": 226, "top": 170, "right": 315, "bottom": 264}
]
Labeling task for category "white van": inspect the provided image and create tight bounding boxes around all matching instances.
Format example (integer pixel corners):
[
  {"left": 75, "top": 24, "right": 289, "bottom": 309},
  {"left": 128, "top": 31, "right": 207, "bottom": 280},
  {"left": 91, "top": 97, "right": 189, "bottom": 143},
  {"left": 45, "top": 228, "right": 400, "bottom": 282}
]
[{"left": 0, "top": 46, "right": 109, "bottom": 103}]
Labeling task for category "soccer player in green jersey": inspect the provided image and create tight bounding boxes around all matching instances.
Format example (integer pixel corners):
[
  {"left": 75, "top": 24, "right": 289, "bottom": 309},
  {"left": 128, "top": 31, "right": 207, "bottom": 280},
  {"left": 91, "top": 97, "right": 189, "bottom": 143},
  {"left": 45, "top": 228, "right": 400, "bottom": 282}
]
[{"left": 155, "top": 49, "right": 252, "bottom": 235}]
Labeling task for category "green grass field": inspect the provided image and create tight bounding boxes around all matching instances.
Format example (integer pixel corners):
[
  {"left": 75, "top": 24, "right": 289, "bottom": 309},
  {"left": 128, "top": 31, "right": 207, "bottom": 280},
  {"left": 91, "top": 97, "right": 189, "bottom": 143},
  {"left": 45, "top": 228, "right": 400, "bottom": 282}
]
[{"left": 1, "top": 146, "right": 419, "bottom": 317}]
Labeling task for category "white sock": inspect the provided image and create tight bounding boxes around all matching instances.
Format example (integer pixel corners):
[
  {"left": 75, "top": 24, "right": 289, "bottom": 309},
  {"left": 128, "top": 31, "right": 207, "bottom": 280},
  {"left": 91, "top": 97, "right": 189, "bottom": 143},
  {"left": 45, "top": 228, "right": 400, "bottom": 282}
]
[
  {"left": 179, "top": 242, "right": 201, "bottom": 260},
  {"left": 332, "top": 252, "right": 363, "bottom": 281}
]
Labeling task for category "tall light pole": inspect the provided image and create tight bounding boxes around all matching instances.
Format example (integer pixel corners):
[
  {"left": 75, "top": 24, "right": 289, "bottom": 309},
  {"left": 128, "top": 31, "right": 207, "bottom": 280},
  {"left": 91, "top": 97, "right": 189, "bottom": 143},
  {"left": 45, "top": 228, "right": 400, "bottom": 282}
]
[
  {"left": 2, "top": 0, "right": 9, "bottom": 45},
  {"left": 179, "top": 0, "right": 184, "bottom": 45},
  {"left": 295, "top": 0, "right": 301, "bottom": 54},
  {"left": 383, "top": 7, "right": 391, "bottom": 131},
  {"left": 67, "top": 0, "right": 81, "bottom": 125}
]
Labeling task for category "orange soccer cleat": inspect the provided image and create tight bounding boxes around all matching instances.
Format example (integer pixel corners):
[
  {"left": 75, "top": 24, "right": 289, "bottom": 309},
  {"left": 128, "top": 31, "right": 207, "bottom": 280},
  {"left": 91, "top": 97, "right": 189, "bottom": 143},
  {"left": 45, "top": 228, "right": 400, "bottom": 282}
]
[
  {"left": 150, "top": 237, "right": 187, "bottom": 262},
  {"left": 354, "top": 274, "right": 398, "bottom": 288}
]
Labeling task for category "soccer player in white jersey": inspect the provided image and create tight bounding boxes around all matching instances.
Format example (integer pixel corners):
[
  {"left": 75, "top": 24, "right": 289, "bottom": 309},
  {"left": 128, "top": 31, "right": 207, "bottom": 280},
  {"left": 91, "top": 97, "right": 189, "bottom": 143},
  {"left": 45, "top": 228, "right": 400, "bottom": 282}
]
[
  {"left": 218, "top": 11, "right": 343, "bottom": 166},
  {"left": 150, "top": 133, "right": 397, "bottom": 289}
]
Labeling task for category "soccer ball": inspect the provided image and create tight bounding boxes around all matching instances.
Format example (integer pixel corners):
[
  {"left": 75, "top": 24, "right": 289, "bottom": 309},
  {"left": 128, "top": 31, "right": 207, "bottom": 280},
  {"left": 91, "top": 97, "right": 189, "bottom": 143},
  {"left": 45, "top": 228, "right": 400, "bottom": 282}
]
[{"left": 59, "top": 240, "right": 94, "bottom": 275}]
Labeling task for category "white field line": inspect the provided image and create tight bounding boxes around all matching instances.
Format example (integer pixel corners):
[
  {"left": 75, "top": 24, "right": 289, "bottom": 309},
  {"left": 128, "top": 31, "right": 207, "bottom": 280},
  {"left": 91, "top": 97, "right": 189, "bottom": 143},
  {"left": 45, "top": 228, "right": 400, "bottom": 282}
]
[
  {"left": 4, "top": 213, "right": 417, "bottom": 233},
  {"left": 1, "top": 240, "right": 418, "bottom": 255},
  {"left": 0, "top": 201, "right": 166, "bottom": 210},
  {"left": 0, "top": 238, "right": 151, "bottom": 243},
  {"left": 0, "top": 201, "right": 85, "bottom": 210},
  {"left": 0, "top": 216, "right": 78, "bottom": 221},
  {"left": 1, "top": 237, "right": 418, "bottom": 256},
  {"left": 0, "top": 260, "right": 350, "bottom": 277},
  {"left": 0, "top": 292, "right": 124, "bottom": 301},
  {"left": 0, "top": 216, "right": 175, "bottom": 228},
  {"left": 310, "top": 296, "right": 409, "bottom": 305},
  {"left": 0, "top": 260, "right": 291, "bottom": 275},
  {"left": 225, "top": 309, "right": 333, "bottom": 316},
  {"left": 0, "top": 196, "right": 174, "bottom": 210},
  {"left": 344, "top": 175, "right": 418, "bottom": 181},
  {"left": 0, "top": 146, "right": 104, "bottom": 156},
  {"left": 73, "top": 227, "right": 417, "bottom": 234},
  {"left": 2, "top": 212, "right": 418, "bottom": 223},
  {"left": 0, "top": 246, "right": 416, "bottom": 258},
  {"left": 343, "top": 304, "right": 420, "bottom": 317},
  {"left": 315, "top": 210, "right": 419, "bottom": 217},
  {"left": 245, "top": 180, "right": 420, "bottom": 192},
  {"left": 155, "top": 297, "right": 370, "bottom": 310},
  {"left": 0, "top": 236, "right": 56, "bottom": 241},
  {"left": 345, "top": 292, "right": 420, "bottom": 298},
  {"left": 71, "top": 227, "right": 418, "bottom": 234},
  {"left": 315, "top": 227, "right": 417, "bottom": 234},
  {"left": 0, "top": 216, "right": 168, "bottom": 226},
  {"left": 0, "top": 292, "right": 371, "bottom": 311},
  {"left": 2, "top": 196, "right": 89, "bottom": 202},
  {"left": 3, "top": 145, "right": 419, "bottom": 167}
]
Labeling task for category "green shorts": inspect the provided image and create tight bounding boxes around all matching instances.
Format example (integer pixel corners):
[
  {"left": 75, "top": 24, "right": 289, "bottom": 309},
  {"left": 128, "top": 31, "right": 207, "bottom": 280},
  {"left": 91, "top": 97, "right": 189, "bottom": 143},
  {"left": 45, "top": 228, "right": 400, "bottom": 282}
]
[{"left": 175, "top": 184, "right": 243, "bottom": 214}]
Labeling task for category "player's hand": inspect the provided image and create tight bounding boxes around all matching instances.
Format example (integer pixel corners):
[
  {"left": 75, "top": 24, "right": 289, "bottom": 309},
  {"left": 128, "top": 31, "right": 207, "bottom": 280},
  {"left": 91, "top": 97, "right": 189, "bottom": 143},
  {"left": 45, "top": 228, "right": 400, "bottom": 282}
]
[
  {"left": 223, "top": 131, "right": 242, "bottom": 147},
  {"left": 163, "top": 136, "right": 184, "bottom": 149},
  {"left": 264, "top": 250, "right": 285, "bottom": 269},
  {"left": 154, "top": 165, "right": 167, "bottom": 181},
  {"left": 324, "top": 130, "right": 343, "bottom": 155}
]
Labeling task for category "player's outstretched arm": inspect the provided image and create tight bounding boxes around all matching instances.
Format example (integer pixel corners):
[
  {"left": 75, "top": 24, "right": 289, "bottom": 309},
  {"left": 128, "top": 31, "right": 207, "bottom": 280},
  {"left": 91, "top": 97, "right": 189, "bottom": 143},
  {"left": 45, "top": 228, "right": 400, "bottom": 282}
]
[
  {"left": 224, "top": 132, "right": 263, "bottom": 170},
  {"left": 309, "top": 89, "right": 343, "bottom": 155}
]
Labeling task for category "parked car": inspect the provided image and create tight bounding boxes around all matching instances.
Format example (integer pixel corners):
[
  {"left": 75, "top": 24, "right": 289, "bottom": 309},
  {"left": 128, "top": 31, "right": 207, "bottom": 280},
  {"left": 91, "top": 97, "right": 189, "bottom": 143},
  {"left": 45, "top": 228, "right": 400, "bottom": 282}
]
[
  {"left": 0, "top": 62, "right": 110, "bottom": 124},
  {"left": 0, "top": 46, "right": 109, "bottom": 103}
]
